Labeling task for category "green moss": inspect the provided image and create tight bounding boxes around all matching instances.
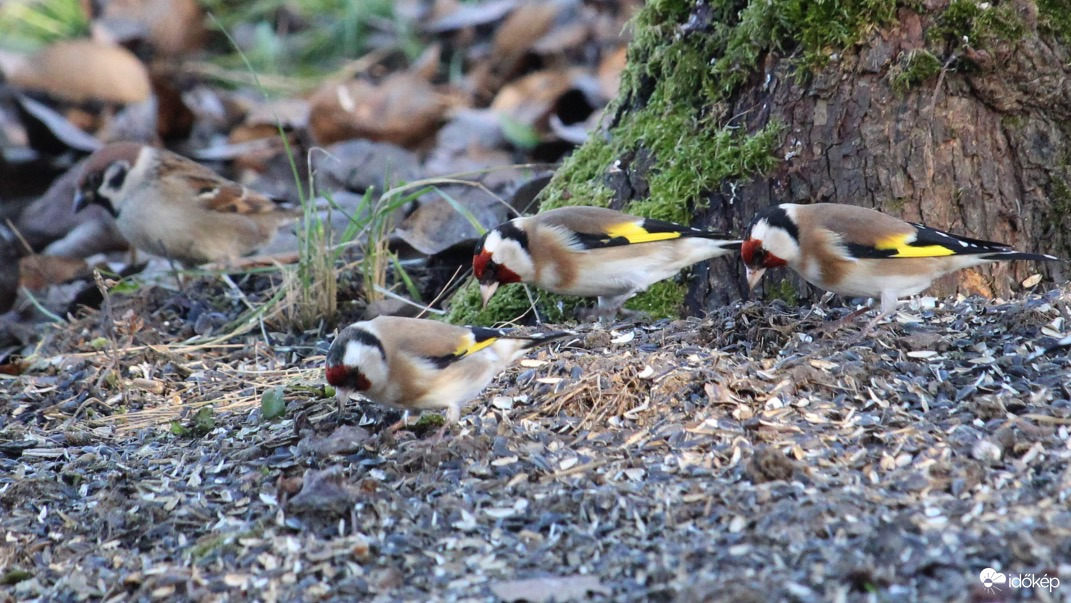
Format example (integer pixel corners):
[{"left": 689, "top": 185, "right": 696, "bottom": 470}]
[
  {"left": 454, "top": 0, "right": 904, "bottom": 323},
  {"left": 613, "top": 113, "right": 782, "bottom": 225},
  {"left": 764, "top": 278, "right": 800, "bottom": 306},
  {"left": 443, "top": 280, "right": 575, "bottom": 326},
  {"left": 890, "top": 49, "right": 942, "bottom": 94},
  {"left": 1050, "top": 174, "right": 1071, "bottom": 214},
  {"left": 545, "top": 136, "right": 616, "bottom": 208},
  {"left": 1037, "top": 0, "right": 1071, "bottom": 45},
  {"left": 930, "top": 0, "right": 1025, "bottom": 47}
]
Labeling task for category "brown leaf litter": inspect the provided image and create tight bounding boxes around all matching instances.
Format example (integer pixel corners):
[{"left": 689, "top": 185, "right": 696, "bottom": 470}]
[{"left": 1, "top": 279, "right": 1069, "bottom": 600}]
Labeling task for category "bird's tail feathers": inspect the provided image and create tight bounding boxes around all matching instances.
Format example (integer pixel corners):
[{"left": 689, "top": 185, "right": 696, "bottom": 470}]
[
  {"left": 980, "top": 251, "right": 1062, "bottom": 262},
  {"left": 688, "top": 230, "right": 743, "bottom": 249},
  {"left": 518, "top": 330, "right": 574, "bottom": 349}
]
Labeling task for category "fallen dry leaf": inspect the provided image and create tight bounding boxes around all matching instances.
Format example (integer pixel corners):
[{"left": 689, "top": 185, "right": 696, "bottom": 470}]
[
  {"left": 493, "top": 3, "right": 559, "bottom": 69},
  {"left": 88, "top": 0, "right": 206, "bottom": 55},
  {"left": 18, "top": 255, "right": 90, "bottom": 291},
  {"left": 309, "top": 72, "right": 450, "bottom": 147},
  {"left": 597, "top": 46, "right": 628, "bottom": 100},
  {"left": 394, "top": 186, "right": 510, "bottom": 255},
  {"left": 490, "top": 68, "right": 594, "bottom": 131},
  {"left": 10, "top": 40, "right": 151, "bottom": 105},
  {"left": 15, "top": 95, "right": 103, "bottom": 153}
]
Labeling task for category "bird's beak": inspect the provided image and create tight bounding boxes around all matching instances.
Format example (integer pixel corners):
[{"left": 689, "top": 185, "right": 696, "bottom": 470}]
[
  {"left": 745, "top": 267, "right": 766, "bottom": 291},
  {"left": 72, "top": 190, "right": 89, "bottom": 213},
  {"left": 335, "top": 387, "right": 352, "bottom": 407},
  {"left": 480, "top": 282, "right": 499, "bottom": 308}
]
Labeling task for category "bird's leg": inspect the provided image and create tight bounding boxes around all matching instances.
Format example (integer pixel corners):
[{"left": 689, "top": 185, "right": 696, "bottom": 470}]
[
  {"left": 857, "top": 292, "right": 900, "bottom": 337},
  {"left": 521, "top": 284, "right": 543, "bottom": 324},
  {"left": 815, "top": 303, "right": 872, "bottom": 336},
  {"left": 429, "top": 405, "right": 461, "bottom": 444},
  {"left": 380, "top": 410, "right": 411, "bottom": 433},
  {"left": 579, "top": 293, "right": 633, "bottom": 324}
]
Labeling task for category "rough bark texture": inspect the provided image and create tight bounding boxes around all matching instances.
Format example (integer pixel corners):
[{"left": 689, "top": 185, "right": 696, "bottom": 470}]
[{"left": 606, "top": 2, "right": 1071, "bottom": 314}]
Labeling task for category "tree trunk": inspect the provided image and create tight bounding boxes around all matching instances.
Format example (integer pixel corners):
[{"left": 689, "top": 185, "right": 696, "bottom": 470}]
[{"left": 545, "top": 0, "right": 1071, "bottom": 316}]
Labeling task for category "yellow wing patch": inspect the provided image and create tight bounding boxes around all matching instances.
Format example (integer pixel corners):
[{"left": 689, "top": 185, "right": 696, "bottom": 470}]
[
  {"left": 604, "top": 222, "right": 682, "bottom": 244},
  {"left": 453, "top": 334, "right": 498, "bottom": 357},
  {"left": 875, "top": 233, "right": 955, "bottom": 258}
]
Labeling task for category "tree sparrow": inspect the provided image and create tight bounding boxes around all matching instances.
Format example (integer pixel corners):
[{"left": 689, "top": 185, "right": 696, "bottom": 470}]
[{"left": 73, "top": 142, "right": 298, "bottom": 265}]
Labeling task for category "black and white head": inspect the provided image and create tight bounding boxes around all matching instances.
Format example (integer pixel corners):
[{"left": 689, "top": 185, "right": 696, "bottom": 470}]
[
  {"left": 741, "top": 204, "right": 802, "bottom": 289},
  {"left": 472, "top": 220, "right": 536, "bottom": 307},
  {"left": 325, "top": 323, "right": 389, "bottom": 406},
  {"left": 73, "top": 142, "right": 146, "bottom": 217}
]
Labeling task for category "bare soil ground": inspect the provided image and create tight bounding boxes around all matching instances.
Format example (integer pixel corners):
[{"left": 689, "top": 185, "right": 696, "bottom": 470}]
[{"left": 2, "top": 278, "right": 1070, "bottom": 602}]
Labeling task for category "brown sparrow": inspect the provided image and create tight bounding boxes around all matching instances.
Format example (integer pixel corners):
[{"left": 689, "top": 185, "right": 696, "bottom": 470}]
[{"left": 73, "top": 142, "right": 298, "bottom": 265}]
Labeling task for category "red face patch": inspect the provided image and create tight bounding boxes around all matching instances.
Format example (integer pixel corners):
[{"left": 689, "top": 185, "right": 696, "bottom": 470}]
[
  {"left": 472, "top": 250, "right": 491, "bottom": 279},
  {"left": 764, "top": 253, "right": 787, "bottom": 268},
  {"left": 472, "top": 250, "right": 522, "bottom": 284},
  {"left": 740, "top": 239, "right": 760, "bottom": 266},
  {"left": 740, "top": 239, "right": 786, "bottom": 269},
  {"left": 496, "top": 264, "right": 521, "bottom": 284},
  {"left": 325, "top": 365, "right": 370, "bottom": 391},
  {"left": 325, "top": 364, "right": 348, "bottom": 387}
]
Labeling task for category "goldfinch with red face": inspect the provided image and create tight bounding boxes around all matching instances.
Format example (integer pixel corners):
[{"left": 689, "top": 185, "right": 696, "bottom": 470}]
[
  {"left": 325, "top": 316, "right": 569, "bottom": 425},
  {"left": 473, "top": 206, "right": 742, "bottom": 317},
  {"left": 742, "top": 203, "right": 1061, "bottom": 314},
  {"left": 73, "top": 142, "right": 298, "bottom": 265}
]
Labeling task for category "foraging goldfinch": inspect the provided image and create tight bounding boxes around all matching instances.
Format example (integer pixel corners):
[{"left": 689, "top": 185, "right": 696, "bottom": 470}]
[
  {"left": 473, "top": 206, "right": 741, "bottom": 317},
  {"left": 324, "top": 316, "right": 569, "bottom": 424},
  {"left": 73, "top": 142, "right": 298, "bottom": 265},
  {"left": 742, "top": 203, "right": 1061, "bottom": 314}
]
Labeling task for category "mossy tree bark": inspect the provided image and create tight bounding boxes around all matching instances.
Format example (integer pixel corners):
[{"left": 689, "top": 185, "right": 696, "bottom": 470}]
[{"left": 543, "top": 0, "right": 1071, "bottom": 315}]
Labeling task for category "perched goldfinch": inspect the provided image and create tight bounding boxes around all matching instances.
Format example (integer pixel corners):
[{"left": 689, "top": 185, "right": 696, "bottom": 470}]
[
  {"left": 742, "top": 203, "right": 1061, "bottom": 314},
  {"left": 473, "top": 206, "right": 741, "bottom": 317},
  {"left": 324, "top": 316, "right": 569, "bottom": 425}
]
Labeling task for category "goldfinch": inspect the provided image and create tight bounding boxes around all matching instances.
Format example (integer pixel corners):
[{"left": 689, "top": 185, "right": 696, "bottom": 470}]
[
  {"left": 473, "top": 206, "right": 741, "bottom": 317},
  {"left": 324, "top": 316, "right": 569, "bottom": 425},
  {"left": 742, "top": 203, "right": 1061, "bottom": 314},
  {"left": 73, "top": 142, "right": 298, "bottom": 265}
]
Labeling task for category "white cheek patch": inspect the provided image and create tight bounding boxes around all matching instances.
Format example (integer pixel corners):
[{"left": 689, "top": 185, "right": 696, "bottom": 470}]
[
  {"left": 488, "top": 234, "right": 535, "bottom": 281},
  {"left": 105, "top": 151, "right": 152, "bottom": 212},
  {"left": 483, "top": 230, "right": 504, "bottom": 250},
  {"left": 749, "top": 219, "right": 771, "bottom": 242},
  {"left": 342, "top": 341, "right": 389, "bottom": 388},
  {"left": 762, "top": 227, "right": 801, "bottom": 263}
]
